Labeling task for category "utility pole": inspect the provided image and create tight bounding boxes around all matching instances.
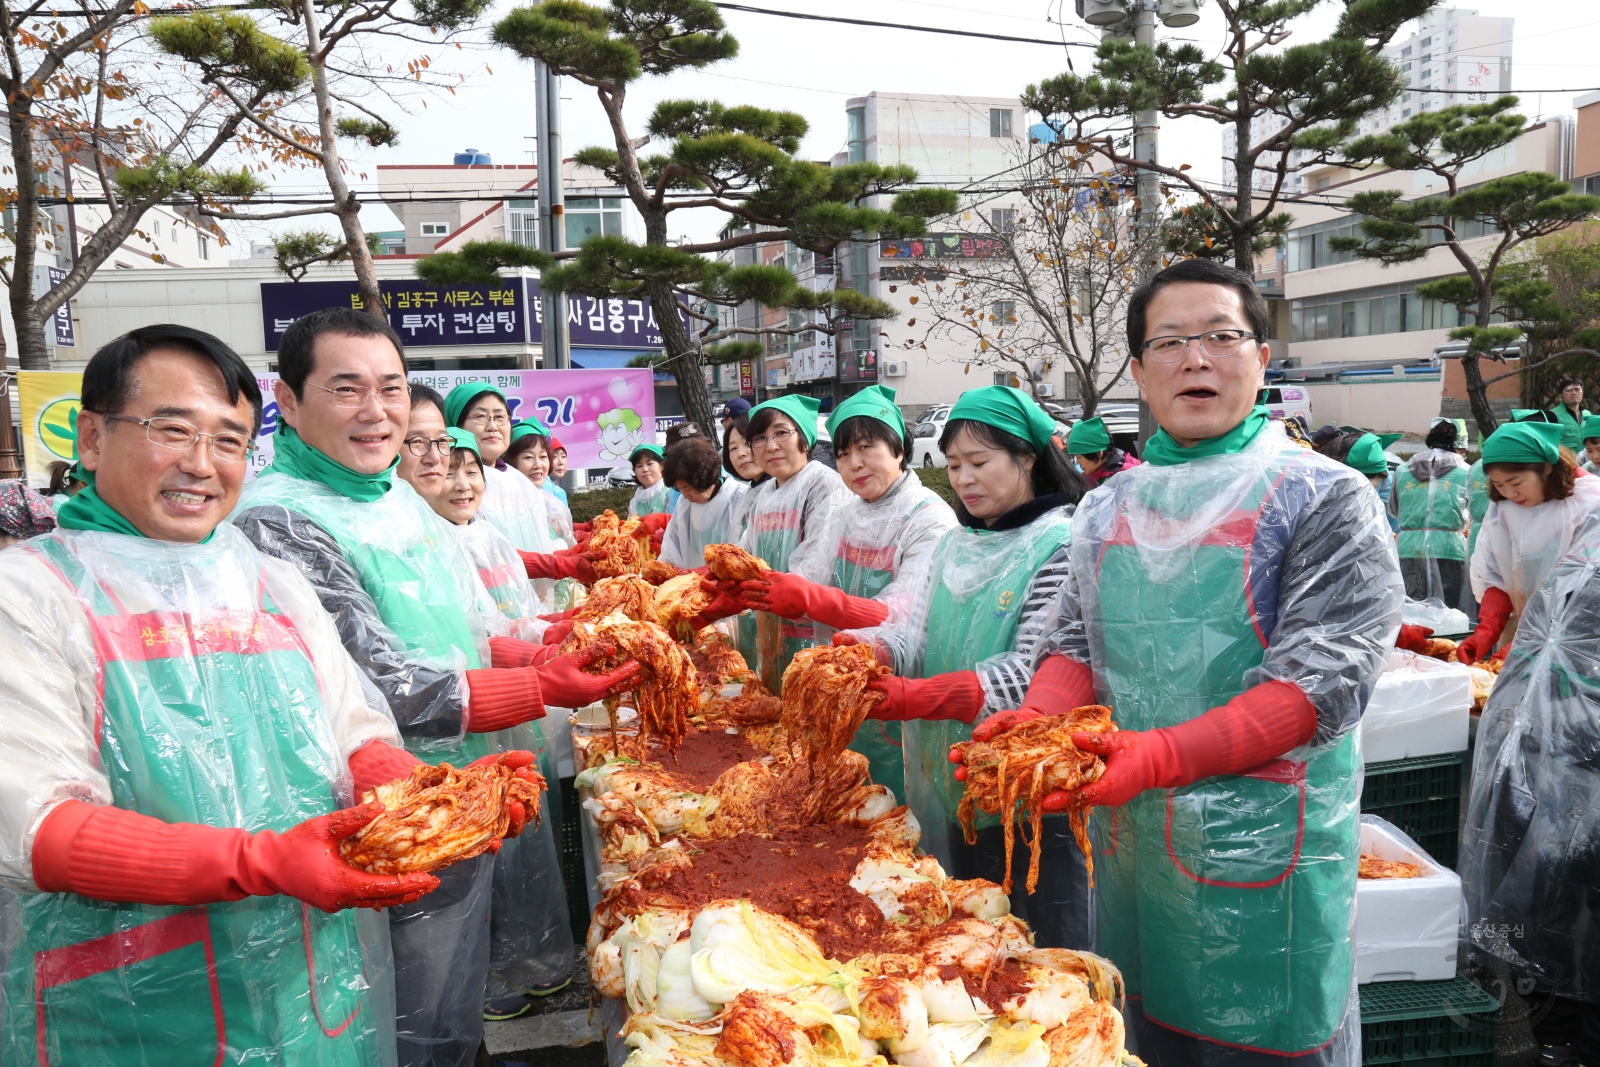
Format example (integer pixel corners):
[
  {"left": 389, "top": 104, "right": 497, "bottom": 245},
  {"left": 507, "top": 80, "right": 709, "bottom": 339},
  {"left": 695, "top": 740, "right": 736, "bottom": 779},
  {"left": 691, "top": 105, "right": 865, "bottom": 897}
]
[
  {"left": 533, "top": 59, "right": 569, "bottom": 373},
  {"left": 1131, "top": 0, "right": 1161, "bottom": 228}
]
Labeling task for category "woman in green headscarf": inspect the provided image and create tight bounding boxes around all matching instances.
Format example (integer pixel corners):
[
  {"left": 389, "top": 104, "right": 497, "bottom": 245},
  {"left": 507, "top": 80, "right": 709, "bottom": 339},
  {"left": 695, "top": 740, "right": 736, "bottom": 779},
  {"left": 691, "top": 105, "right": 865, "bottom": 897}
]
[
  {"left": 1066, "top": 414, "right": 1141, "bottom": 485},
  {"left": 1461, "top": 420, "right": 1600, "bottom": 663},
  {"left": 1389, "top": 421, "right": 1470, "bottom": 607},
  {"left": 835, "top": 385, "right": 1092, "bottom": 947},
  {"left": 736, "top": 385, "right": 957, "bottom": 799},
  {"left": 727, "top": 393, "right": 848, "bottom": 690}
]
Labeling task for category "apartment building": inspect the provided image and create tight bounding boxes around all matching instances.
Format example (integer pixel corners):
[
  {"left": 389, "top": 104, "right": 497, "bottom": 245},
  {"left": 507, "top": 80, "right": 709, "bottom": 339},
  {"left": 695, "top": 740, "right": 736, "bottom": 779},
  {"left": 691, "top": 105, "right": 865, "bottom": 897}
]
[{"left": 1223, "top": 8, "right": 1514, "bottom": 197}]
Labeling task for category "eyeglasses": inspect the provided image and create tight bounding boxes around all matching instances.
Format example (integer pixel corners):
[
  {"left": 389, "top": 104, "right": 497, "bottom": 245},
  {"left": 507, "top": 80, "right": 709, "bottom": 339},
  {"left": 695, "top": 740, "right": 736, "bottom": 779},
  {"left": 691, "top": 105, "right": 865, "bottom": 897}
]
[
  {"left": 405, "top": 435, "right": 453, "bottom": 458},
  {"left": 752, "top": 427, "right": 798, "bottom": 448},
  {"left": 309, "top": 381, "right": 411, "bottom": 408},
  {"left": 99, "top": 413, "right": 256, "bottom": 463},
  {"left": 463, "top": 411, "right": 510, "bottom": 428},
  {"left": 1140, "top": 330, "right": 1259, "bottom": 363}
]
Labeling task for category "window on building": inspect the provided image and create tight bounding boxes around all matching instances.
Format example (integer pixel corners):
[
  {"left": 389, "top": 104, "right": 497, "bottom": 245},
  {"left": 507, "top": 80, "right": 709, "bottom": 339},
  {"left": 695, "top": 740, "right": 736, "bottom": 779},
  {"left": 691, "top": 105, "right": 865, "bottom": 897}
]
[
  {"left": 197, "top": 233, "right": 209, "bottom": 260},
  {"left": 1402, "top": 45, "right": 1412, "bottom": 56},
  {"left": 991, "top": 207, "right": 1016, "bottom": 234},
  {"left": 1289, "top": 279, "right": 1504, "bottom": 342},
  {"left": 1420, "top": 36, "right": 1430, "bottom": 46},
  {"left": 507, "top": 199, "right": 538, "bottom": 248},
  {"left": 420, "top": 221, "right": 450, "bottom": 236},
  {"left": 992, "top": 371, "right": 1020, "bottom": 387},
  {"left": 991, "top": 300, "right": 1017, "bottom": 328},
  {"left": 1421, "top": 68, "right": 1431, "bottom": 80},
  {"left": 152, "top": 219, "right": 161, "bottom": 238},
  {"left": 1403, "top": 108, "right": 1412, "bottom": 117},
  {"left": 847, "top": 107, "right": 866, "bottom": 164},
  {"left": 990, "top": 109, "right": 1013, "bottom": 138},
  {"left": 564, "top": 197, "right": 623, "bottom": 246}
]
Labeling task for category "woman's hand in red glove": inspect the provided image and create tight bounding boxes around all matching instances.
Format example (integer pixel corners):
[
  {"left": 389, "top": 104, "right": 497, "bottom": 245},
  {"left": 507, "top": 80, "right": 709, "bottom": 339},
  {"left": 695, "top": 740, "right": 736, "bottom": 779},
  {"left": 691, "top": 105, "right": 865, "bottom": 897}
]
[
  {"left": 867, "top": 671, "right": 984, "bottom": 723},
  {"left": 1396, "top": 624, "right": 1435, "bottom": 654},
  {"left": 464, "top": 752, "right": 540, "bottom": 838},
  {"left": 542, "top": 620, "right": 575, "bottom": 646},
  {"left": 637, "top": 512, "right": 672, "bottom": 536},
  {"left": 1458, "top": 587, "right": 1513, "bottom": 665},
  {"left": 521, "top": 550, "right": 603, "bottom": 585},
  {"left": 535, "top": 646, "right": 643, "bottom": 707}
]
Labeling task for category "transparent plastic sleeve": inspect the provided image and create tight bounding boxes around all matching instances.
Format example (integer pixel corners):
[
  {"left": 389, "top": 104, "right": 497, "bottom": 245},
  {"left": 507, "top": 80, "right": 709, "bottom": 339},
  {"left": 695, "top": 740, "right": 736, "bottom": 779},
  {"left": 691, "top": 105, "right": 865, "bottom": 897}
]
[
  {"left": 390, "top": 851, "right": 495, "bottom": 1067},
  {"left": 1462, "top": 519, "right": 1600, "bottom": 1001},
  {"left": 0, "top": 526, "right": 401, "bottom": 1065},
  {"left": 234, "top": 474, "right": 493, "bottom": 751}
]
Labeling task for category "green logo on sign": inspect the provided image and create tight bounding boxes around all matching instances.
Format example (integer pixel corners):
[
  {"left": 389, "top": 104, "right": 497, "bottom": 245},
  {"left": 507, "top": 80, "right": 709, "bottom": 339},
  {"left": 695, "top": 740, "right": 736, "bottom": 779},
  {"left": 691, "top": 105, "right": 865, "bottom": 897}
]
[{"left": 38, "top": 398, "right": 80, "bottom": 461}]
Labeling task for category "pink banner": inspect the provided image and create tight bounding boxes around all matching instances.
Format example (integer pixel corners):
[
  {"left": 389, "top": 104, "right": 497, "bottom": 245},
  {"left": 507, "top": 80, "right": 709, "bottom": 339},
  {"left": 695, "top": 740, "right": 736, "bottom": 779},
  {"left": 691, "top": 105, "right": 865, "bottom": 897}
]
[{"left": 405, "top": 368, "right": 657, "bottom": 472}]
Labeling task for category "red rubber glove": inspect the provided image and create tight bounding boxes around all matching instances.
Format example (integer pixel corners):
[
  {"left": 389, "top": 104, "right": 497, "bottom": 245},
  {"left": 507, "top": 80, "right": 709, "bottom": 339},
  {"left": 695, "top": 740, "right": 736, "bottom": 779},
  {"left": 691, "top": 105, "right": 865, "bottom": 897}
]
[
  {"left": 542, "top": 620, "right": 575, "bottom": 646},
  {"left": 464, "top": 666, "right": 545, "bottom": 732},
  {"left": 520, "top": 550, "right": 601, "bottom": 585},
  {"left": 867, "top": 671, "right": 985, "bottom": 723},
  {"left": 1058, "top": 679, "right": 1318, "bottom": 810},
  {"left": 539, "top": 607, "right": 580, "bottom": 623},
  {"left": 1458, "top": 587, "right": 1513, "bottom": 665},
  {"left": 32, "top": 800, "right": 439, "bottom": 912},
  {"left": 739, "top": 572, "right": 890, "bottom": 631},
  {"left": 637, "top": 512, "right": 671, "bottom": 536},
  {"left": 1396, "top": 624, "right": 1435, "bottom": 654},
  {"left": 489, "top": 635, "right": 559, "bottom": 668},
  {"left": 348, "top": 738, "right": 425, "bottom": 797},
  {"left": 687, "top": 578, "right": 749, "bottom": 631},
  {"left": 535, "top": 646, "right": 643, "bottom": 707},
  {"left": 573, "top": 522, "right": 593, "bottom": 538},
  {"left": 831, "top": 630, "right": 895, "bottom": 667}
]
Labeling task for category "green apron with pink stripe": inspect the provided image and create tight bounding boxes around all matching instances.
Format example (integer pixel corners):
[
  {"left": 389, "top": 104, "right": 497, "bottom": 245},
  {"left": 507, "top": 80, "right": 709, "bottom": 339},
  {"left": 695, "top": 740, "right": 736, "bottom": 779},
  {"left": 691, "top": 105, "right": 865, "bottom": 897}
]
[{"left": 3, "top": 530, "right": 385, "bottom": 1067}]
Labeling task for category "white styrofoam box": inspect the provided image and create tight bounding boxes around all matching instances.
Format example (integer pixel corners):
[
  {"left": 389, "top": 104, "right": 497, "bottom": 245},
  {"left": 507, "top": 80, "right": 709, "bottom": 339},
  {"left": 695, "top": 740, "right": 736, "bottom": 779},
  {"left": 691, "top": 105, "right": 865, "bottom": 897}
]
[
  {"left": 1355, "top": 815, "right": 1463, "bottom": 984},
  {"left": 1362, "top": 650, "right": 1473, "bottom": 763}
]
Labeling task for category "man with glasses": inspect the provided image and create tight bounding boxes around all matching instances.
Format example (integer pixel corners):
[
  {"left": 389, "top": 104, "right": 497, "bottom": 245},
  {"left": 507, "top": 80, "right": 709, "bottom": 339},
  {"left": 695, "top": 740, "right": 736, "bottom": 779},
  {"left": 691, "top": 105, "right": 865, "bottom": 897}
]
[
  {"left": 0, "top": 325, "right": 440, "bottom": 1066},
  {"left": 233, "top": 307, "right": 637, "bottom": 1067},
  {"left": 992, "top": 259, "right": 1403, "bottom": 1067}
]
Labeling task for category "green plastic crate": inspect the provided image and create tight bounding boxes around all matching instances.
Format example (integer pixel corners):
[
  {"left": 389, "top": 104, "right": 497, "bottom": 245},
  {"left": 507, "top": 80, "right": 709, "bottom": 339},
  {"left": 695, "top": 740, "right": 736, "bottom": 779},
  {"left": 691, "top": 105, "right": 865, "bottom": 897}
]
[
  {"left": 1362, "top": 753, "right": 1465, "bottom": 869},
  {"left": 1361, "top": 978, "right": 1500, "bottom": 1067}
]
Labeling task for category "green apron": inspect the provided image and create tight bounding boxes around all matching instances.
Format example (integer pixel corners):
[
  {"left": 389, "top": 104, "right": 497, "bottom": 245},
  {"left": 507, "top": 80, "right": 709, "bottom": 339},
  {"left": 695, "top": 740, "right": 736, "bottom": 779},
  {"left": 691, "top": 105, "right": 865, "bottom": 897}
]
[
  {"left": 1087, "top": 451, "right": 1358, "bottom": 1054},
  {"left": 241, "top": 473, "right": 491, "bottom": 765},
  {"left": 750, "top": 499, "right": 818, "bottom": 694},
  {"left": 903, "top": 510, "right": 1074, "bottom": 870},
  {"left": 5, "top": 530, "right": 388, "bottom": 1067},
  {"left": 1395, "top": 465, "right": 1469, "bottom": 562},
  {"left": 831, "top": 532, "right": 912, "bottom": 800},
  {"left": 1550, "top": 403, "right": 1589, "bottom": 452},
  {"left": 1467, "top": 459, "right": 1490, "bottom": 567}
]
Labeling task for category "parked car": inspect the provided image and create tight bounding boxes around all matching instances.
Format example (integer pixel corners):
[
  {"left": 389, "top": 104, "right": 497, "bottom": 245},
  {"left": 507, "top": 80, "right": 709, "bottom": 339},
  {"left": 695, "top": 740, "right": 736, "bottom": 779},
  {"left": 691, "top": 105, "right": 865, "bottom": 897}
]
[
  {"left": 910, "top": 405, "right": 952, "bottom": 468},
  {"left": 1259, "top": 384, "right": 1313, "bottom": 426}
]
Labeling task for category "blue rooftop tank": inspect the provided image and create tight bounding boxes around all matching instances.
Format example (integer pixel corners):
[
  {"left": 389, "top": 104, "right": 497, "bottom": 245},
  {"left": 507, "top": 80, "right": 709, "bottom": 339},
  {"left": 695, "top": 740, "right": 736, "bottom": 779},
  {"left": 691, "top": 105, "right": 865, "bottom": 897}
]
[{"left": 454, "top": 149, "right": 493, "bottom": 165}]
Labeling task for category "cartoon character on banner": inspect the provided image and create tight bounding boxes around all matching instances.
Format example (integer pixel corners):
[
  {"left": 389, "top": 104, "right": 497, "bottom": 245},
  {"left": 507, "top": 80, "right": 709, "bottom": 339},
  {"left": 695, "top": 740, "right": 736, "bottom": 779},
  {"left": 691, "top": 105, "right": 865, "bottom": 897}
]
[{"left": 597, "top": 406, "right": 647, "bottom": 460}]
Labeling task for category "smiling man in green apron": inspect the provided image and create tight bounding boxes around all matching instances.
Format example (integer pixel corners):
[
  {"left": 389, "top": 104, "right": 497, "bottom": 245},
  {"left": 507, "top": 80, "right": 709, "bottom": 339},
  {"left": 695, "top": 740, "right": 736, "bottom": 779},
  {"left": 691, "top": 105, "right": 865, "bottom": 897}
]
[
  {"left": 232, "top": 307, "right": 640, "bottom": 1067},
  {"left": 0, "top": 325, "right": 452, "bottom": 1067},
  {"left": 975, "top": 260, "right": 1403, "bottom": 1067}
]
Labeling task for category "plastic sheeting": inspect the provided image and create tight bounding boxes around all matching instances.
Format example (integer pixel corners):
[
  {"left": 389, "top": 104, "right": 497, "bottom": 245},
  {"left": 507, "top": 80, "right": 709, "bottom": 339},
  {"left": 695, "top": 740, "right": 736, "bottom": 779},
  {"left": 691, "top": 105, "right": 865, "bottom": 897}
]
[
  {"left": 448, "top": 518, "right": 552, "bottom": 642},
  {"left": 628, "top": 479, "right": 674, "bottom": 518},
  {"left": 235, "top": 473, "right": 490, "bottom": 757},
  {"left": 657, "top": 480, "right": 749, "bottom": 570},
  {"left": 479, "top": 465, "right": 557, "bottom": 555},
  {"left": 1055, "top": 420, "right": 1401, "bottom": 1058},
  {"left": 391, "top": 852, "right": 494, "bottom": 1067},
  {"left": 736, "top": 461, "right": 849, "bottom": 691},
  {"left": 0, "top": 525, "right": 403, "bottom": 1066},
  {"left": 1462, "top": 518, "right": 1600, "bottom": 1003},
  {"left": 1356, "top": 815, "right": 1462, "bottom": 984}
]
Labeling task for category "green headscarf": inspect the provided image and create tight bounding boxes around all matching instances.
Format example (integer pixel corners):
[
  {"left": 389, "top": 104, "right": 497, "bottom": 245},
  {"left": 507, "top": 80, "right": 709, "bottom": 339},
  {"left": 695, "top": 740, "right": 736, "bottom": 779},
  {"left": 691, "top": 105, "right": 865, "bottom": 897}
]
[
  {"left": 262, "top": 423, "right": 396, "bottom": 503},
  {"left": 629, "top": 443, "right": 665, "bottom": 464},
  {"left": 749, "top": 394, "right": 822, "bottom": 447},
  {"left": 448, "top": 427, "right": 481, "bottom": 457},
  {"left": 1344, "top": 433, "right": 1391, "bottom": 476},
  {"left": 1143, "top": 406, "right": 1271, "bottom": 467},
  {"left": 1067, "top": 415, "right": 1112, "bottom": 454},
  {"left": 1582, "top": 414, "right": 1600, "bottom": 442},
  {"left": 1511, "top": 408, "right": 1555, "bottom": 423},
  {"left": 444, "top": 382, "right": 507, "bottom": 428},
  {"left": 56, "top": 466, "right": 218, "bottom": 541},
  {"left": 947, "top": 386, "right": 1057, "bottom": 453},
  {"left": 1481, "top": 421, "right": 1562, "bottom": 465},
  {"left": 510, "top": 418, "right": 549, "bottom": 442},
  {"left": 1376, "top": 432, "right": 1404, "bottom": 449},
  {"left": 826, "top": 385, "right": 905, "bottom": 441}
]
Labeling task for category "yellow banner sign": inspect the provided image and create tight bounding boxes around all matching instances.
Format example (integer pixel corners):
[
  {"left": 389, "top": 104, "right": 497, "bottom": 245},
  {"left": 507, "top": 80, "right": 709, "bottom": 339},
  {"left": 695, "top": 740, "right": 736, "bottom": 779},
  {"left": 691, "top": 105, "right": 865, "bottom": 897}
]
[{"left": 17, "top": 370, "right": 83, "bottom": 487}]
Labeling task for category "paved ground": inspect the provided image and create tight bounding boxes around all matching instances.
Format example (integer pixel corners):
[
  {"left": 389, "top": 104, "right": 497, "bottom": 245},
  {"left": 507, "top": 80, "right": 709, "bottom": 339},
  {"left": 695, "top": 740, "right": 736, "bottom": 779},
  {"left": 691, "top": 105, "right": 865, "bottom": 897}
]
[{"left": 481, "top": 947, "right": 607, "bottom": 1066}]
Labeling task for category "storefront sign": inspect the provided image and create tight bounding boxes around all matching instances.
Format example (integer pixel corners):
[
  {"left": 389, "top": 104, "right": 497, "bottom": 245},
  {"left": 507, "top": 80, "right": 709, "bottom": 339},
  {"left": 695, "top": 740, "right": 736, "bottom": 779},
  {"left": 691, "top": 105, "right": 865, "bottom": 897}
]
[{"left": 261, "top": 280, "right": 526, "bottom": 350}]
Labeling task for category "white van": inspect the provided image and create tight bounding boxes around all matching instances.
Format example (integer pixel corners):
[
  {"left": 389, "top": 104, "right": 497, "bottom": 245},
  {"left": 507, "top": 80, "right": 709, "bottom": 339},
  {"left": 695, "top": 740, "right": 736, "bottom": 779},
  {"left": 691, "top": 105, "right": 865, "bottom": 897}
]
[{"left": 1260, "top": 384, "right": 1313, "bottom": 426}]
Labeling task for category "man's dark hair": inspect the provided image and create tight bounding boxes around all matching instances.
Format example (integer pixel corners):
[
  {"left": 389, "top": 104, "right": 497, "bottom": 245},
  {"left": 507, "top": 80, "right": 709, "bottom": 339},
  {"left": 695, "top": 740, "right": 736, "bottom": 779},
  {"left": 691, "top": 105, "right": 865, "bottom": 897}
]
[
  {"left": 82, "top": 324, "right": 264, "bottom": 433},
  {"left": 1424, "top": 420, "right": 1460, "bottom": 451},
  {"left": 1558, "top": 376, "right": 1582, "bottom": 391},
  {"left": 1126, "top": 258, "right": 1271, "bottom": 359},
  {"left": 832, "top": 415, "right": 913, "bottom": 472},
  {"left": 409, "top": 382, "right": 445, "bottom": 416},
  {"left": 277, "top": 307, "right": 406, "bottom": 398},
  {"left": 664, "top": 434, "right": 723, "bottom": 492}
]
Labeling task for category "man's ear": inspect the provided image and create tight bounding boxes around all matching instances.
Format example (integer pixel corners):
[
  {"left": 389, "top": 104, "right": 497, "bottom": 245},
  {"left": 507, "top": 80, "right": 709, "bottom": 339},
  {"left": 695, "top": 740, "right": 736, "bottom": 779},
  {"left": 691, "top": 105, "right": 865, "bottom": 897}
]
[
  {"left": 274, "top": 378, "right": 299, "bottom": 429},
  {"left": 1129, "top": 357, "right": 1147, "bottom": 401},
  {"left": 75, "top": 411, "right": 105, "bottom": 474}
]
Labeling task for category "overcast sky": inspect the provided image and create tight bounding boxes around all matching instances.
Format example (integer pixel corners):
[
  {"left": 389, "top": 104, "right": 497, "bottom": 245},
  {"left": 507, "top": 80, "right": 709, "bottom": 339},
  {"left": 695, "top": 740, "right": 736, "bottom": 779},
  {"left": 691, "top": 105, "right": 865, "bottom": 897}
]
[{"left": 231, "top": 0, "right": 1600, "bottom": 252}]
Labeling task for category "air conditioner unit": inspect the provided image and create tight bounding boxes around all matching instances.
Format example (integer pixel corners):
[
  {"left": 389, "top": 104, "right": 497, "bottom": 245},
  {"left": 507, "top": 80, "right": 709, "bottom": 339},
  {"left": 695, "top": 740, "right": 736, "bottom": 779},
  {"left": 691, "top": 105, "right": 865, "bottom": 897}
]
[
  {"left": 1036, "top": 383, "right": 1057, "bottom": 398},
  {"left": 883, "top": 360, "right": 908, "bottom": 377}
]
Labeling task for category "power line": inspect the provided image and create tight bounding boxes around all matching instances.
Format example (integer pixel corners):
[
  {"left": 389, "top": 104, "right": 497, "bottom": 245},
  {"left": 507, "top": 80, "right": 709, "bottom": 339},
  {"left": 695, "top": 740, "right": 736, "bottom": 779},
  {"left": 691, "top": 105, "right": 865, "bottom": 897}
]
[{"left": 710, "top": 3, "right": 1097, "bottom": 48}]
